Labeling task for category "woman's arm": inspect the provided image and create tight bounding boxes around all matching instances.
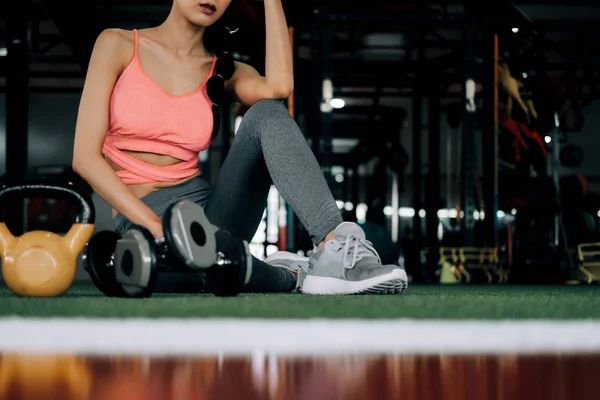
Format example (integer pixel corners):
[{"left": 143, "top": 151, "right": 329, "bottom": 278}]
[
  {"left": 72, "top": 29, "right": 163, "bottom": 237},
  {"left": 229, "top": 0, "right": 293, "bottom": 105}
]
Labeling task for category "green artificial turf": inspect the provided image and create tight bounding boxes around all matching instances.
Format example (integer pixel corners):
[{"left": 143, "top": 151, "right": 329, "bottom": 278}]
[{"left": 1, "top": 283, "right": 599, "bottom": 320}]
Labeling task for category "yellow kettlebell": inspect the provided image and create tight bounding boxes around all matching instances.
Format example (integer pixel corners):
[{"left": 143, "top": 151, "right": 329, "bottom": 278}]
[{"left": 0, "top": 182, "right": 95, "bottom": 297}]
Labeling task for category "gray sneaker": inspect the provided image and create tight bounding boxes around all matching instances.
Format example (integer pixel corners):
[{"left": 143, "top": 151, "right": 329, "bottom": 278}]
[
  {"left": 264, "top": 251, "right": 309, "bottom": 292},
  {"left": 265, "top": 251, "right": 309, "bottom": 273},
  {"left": 302, "top": 222, "right": 407, "bottom": 295}
]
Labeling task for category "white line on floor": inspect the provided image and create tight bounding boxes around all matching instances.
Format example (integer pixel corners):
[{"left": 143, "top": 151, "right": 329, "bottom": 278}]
[{"left": 0, "top": 318, "right": 599, "bottom": 356}]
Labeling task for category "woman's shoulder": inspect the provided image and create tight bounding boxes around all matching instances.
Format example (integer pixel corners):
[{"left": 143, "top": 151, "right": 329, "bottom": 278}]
[
  {"left": 92, "top": 28, "right": 137, "bottom": 65},
  {"left": 94, "top": 28, "right": 135, "bottom": 46},
  {"left": 93, "top": 28, "right": 137, "bottom": 54}
]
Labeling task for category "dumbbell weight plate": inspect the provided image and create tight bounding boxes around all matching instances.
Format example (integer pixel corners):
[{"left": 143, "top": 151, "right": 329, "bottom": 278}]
[
  {"left": 83, "top": 231, "right": 128, "bottom": 297},
  {"left": 162, "top": 200, "right": 217, "bottom": 270},
  {"left": 206, "top": 229, "right": 252, "bottom": 297},
  {"left": 114, "top": 228, "right": 158, "bottom": 298}
]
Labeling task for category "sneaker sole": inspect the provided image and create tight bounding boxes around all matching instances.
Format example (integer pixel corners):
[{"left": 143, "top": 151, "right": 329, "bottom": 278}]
[{"left": 300, "top": 268, "right": 408, "bottom": 295}]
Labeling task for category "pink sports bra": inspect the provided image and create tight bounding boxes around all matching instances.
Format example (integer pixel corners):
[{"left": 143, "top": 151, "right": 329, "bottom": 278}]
[{"left": 102, "top": 29, "right": 217, "bottom": 185}]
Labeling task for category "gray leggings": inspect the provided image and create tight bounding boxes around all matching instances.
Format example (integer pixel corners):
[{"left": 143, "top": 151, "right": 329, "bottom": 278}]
[{"left": 113, "top": 99, "right": 343, "bottom": 292}]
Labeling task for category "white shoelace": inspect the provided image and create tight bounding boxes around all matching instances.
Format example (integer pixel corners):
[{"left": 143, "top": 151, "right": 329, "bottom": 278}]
[{"left": 339, "top": 235, "right": 380, "bottom": 269}]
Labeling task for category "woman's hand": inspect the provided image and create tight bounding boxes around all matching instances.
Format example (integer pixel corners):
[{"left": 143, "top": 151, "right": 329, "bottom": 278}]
[{"left": 147, "top": 220, "right": 164, "bottom": 241}]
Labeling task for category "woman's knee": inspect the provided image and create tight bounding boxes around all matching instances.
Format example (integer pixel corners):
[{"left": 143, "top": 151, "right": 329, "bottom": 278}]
[
  {"left": 246, "top": 99, "right": 287, "bottom": 117},
  {"left": 237, "top": 99, "right": 297, "bottom": 142},
  {"left": 244, "top": 99, "right": 288, "bottom": 122}
]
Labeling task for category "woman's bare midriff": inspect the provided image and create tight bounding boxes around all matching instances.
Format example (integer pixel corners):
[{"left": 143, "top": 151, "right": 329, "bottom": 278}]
[{"left": 108, "top": 150, "right": 201, "bottom": 218}]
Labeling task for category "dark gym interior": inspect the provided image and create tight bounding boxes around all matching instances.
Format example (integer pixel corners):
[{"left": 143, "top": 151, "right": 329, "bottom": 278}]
[
  {"left": 2, "top": 0, "right": 599, "bottom": 285},
  {"left": 1, "top": 3, "right": 600, "bottom": 398}
]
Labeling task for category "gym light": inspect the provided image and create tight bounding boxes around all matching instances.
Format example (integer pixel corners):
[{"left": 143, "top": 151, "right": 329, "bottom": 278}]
[
  {"left": 545, "top": 136, "right": 551, "bottom": 143},
  {"left": 512, "top": 27, "right": 519, "bottom": 33},
  {"left": 522, "top": 72, "right": 528, "bottom": 79},
  {"left": 330, "top": 98, "right": 345, "bottom": 109}
]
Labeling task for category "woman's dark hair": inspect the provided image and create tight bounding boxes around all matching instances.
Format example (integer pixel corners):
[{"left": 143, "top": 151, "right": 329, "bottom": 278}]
[{"left": 203, "top": 0, "right": 243, "bottom": 54}]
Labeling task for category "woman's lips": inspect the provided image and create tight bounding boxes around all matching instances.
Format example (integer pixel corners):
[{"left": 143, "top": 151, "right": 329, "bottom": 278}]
[{"left": 199, "top": 3, "right": 216, "bottom": 15}]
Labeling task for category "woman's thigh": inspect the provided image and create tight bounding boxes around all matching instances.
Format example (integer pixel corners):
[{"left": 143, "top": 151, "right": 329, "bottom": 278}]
[
  {"left": 203, "top": 122, "right": 272, "bottom": 243},
  {"left": 113, "top": 176, "right": 213, "bottom": 235}
]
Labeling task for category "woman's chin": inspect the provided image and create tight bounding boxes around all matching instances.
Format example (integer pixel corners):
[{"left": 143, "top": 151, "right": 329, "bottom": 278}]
[{"left": 187, "top": 13, "right": 218, "bottom": 28}]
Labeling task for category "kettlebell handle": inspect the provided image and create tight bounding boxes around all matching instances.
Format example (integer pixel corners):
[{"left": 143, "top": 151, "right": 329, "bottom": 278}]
[{"left": 0, "top": 181, "right": 95, "bottom": 225}]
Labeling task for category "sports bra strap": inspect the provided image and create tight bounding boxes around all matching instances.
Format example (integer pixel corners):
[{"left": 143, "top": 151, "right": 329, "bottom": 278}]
[{"left": 133, "top": 29, "right": 139, "bottom": 57}]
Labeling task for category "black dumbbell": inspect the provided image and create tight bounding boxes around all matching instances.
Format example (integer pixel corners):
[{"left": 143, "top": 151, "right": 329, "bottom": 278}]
[
  {"left": 84, "top": 230, "right": 128, "bottom": 297},
  {"left": 113, "top": 200, "right": 218, "bottom": 297},
  {"left": 161, "top": 199, "right": 251, "bottom": 296},
  {"left": 85, "top": 200, "right": 250, "bottom": 297},
  {"left": 161, "top": 200, "right": 218, "bottom": 270},
  {"left": 84, "top": 228, "right": 167, "bottom": 298},
  {"left": 84, "top": 200, "right": 216, "bottom": 297},
  {"left": 114, "top": 226, "right": 251, "bottom": 297},
  {"left": 160, "top": 200, "right": 251, "bottom": 296},
  {"left": 204, "top": 228, "right": 253, "bottom": 297}
]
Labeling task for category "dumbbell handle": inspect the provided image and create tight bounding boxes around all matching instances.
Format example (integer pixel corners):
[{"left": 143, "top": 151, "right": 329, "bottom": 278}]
[
  {"left": 215, "top": 251, "right": 233, "bottom": 266},
  {"left": 154, "top": 238, "right": 206, "bottom": 273}
]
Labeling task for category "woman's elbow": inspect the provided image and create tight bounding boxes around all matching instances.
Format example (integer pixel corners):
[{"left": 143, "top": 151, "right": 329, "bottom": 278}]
[
  {"left": 72, "top": 157, "right": 86, "bottom": 176},
  {"left": 271, "top": 80, "right": 294, "bottom": 99},
  {"left": 72, "top": 151, "right": 98, "bottom": 174}
]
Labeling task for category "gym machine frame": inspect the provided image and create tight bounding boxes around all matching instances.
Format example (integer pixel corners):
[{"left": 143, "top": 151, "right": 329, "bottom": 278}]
[
  {"left": 439, "top": 5, "right": 503, "bottom": 283},
  {"left": 307, "top": 9, "right": 465, "bottom": 276}
]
